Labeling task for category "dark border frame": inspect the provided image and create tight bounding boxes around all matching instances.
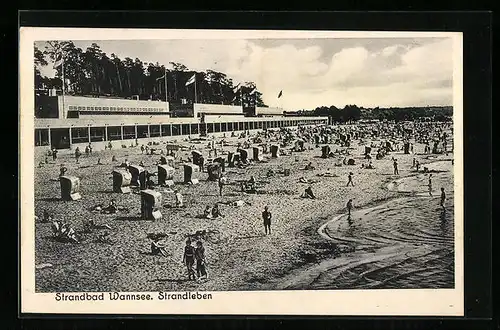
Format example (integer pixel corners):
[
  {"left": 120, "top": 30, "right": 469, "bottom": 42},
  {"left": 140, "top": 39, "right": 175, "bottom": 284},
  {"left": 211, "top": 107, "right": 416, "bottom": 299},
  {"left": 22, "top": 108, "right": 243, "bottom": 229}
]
[{"left": 15, "top": 10, "right": 492, "bottom": 330}]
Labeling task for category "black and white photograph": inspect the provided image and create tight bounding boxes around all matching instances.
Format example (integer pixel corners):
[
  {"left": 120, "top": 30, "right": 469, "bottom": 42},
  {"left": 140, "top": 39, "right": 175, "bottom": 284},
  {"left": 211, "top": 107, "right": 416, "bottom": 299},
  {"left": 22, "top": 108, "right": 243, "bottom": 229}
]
[{"left": 20, "top": 28, "right": 464, "bottom": 315}]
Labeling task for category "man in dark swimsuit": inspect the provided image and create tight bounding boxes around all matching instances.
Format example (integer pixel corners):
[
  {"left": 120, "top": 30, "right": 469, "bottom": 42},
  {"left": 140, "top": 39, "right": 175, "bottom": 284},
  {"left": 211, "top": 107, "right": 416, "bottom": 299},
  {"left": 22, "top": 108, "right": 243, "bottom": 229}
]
[
  {"left": 262, "top": 206, "right": 272, "bottom": 235},
  {"left": 347, "top": 172, "right": 354, "bottom": 186},
  {"left": 182, "top": 239, "right": 196, "bottom": 280},
  {"left": 195, "top": 241, "right": 208, "bottom": 280}
]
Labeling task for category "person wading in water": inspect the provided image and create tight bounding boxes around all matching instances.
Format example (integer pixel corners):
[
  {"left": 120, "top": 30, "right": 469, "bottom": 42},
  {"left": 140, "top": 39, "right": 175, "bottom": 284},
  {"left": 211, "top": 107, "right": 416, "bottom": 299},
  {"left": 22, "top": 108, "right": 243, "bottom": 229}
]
[
  {"left": 347, "top": 199, "right": 353, "bottom": 217},
  {"left": 440, "top": 188, "right": 446, "bottom": 210},
  {"left": 428, "top": 174, "right": 433, "bottom": 196}
]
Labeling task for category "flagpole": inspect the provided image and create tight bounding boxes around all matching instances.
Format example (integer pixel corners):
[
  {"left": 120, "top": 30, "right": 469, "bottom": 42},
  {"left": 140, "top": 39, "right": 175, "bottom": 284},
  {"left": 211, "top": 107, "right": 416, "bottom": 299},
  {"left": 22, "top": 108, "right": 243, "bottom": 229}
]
[
  {"left": 62, "top": 51, "right": 66, "bottom": 118},
  {"left": 164, "top": 67, "right": 168, "bottom": 110},
  {"left": 194, "top": 74, "right": 197, "bottom": 104},
  {"left": 240, "top": 87, "right": 243, "bottom": 107}
]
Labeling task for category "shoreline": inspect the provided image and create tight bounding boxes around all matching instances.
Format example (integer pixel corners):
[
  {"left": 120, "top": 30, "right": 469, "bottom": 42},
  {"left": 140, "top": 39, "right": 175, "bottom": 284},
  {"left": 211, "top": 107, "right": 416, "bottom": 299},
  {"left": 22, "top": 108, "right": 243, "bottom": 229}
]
[{"left": 270, "top": 158, "right": 454, "bottom": 290}]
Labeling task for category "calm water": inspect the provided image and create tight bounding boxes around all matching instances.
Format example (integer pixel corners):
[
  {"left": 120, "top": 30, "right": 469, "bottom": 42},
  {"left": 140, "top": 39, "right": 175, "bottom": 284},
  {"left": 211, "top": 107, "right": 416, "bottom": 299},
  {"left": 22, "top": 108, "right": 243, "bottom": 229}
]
[{"left": 309, "top": 160, "right": 455, "bottom": 289}]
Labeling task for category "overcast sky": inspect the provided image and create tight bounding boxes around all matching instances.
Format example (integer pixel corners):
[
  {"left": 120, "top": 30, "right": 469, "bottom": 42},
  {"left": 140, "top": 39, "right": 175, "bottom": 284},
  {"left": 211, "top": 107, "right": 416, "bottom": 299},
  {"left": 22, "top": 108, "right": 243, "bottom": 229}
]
[{"left": 36, "top": 37, "right": 455, "bottom": 110}]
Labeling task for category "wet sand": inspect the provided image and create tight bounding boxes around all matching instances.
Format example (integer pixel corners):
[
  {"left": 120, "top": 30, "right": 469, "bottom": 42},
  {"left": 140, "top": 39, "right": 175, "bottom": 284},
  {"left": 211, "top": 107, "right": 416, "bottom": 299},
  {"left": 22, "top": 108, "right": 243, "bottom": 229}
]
[{"left": 33, "top": 133, "right": 454, "bottom": 292}]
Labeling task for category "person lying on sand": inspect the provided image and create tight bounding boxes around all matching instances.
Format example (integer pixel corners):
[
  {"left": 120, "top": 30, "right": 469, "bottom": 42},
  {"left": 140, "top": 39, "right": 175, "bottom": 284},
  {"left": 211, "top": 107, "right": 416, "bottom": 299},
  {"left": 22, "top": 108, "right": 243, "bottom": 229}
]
[
  {"left": 51, "top": 220, "right": 79, "bottom": 243},
  {"left": 101, "top": 200, "right": 117, "bottom": 214},
  {"left": 41, "top": 209, "right": 53, "bottom": 223},
  {"left": 228, "top": 200, "right": 252, "bottom": 207},
  {"left": 211, "top": 204, "right": 224, "bottom": 218},
  {"left": 203, "top": 206, "right": 212, "bottom": 219},
  {"left": 299, "top": 177, "right": 309, "bottom": 183},
  {"left": 83, "top": 219, "right": 112, "bottom": 232},
  {"left": 304, "top": 162, "right": 315, "bottom": 170},
  {"left": 302, "top": 186, "right": 316, "bottom": 199},
  {"left": 151, "top": 238, "right": 168, "bottom": 257}
]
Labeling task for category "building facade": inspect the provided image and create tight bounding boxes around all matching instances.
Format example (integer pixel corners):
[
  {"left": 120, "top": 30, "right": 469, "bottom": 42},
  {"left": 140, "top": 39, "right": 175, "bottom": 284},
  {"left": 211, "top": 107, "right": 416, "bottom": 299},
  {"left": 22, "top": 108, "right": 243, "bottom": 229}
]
[{"left": 34, "top": 96, "right": 328, "bottom": 149}]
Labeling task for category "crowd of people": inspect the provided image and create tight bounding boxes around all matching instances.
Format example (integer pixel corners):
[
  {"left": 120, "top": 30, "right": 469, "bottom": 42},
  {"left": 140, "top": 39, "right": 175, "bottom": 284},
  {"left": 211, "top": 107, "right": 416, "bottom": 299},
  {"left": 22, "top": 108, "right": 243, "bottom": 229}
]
[{"left": 38, "top": 118, "right": 451, "bottom": 283}]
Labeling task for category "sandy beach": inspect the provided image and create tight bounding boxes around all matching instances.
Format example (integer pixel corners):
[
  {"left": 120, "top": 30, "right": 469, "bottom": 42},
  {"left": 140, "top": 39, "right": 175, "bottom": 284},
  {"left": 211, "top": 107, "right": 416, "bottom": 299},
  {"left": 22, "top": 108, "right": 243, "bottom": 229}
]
[{"left": 33, "top": 131, "right": 453, "bottom": 292}]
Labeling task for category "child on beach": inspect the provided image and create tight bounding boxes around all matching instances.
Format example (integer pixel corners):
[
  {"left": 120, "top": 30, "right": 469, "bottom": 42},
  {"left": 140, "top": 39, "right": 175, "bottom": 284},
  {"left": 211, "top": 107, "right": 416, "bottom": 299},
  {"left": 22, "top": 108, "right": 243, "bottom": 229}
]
[
  {"left": 393, "top": 159, "right": 399, "bottom": 175},
  {"left": 195, "top": 241, "right": 208, "bottom": 280},
  {"left": 182, "top": 239, "right": 196, "bottom": 280}
]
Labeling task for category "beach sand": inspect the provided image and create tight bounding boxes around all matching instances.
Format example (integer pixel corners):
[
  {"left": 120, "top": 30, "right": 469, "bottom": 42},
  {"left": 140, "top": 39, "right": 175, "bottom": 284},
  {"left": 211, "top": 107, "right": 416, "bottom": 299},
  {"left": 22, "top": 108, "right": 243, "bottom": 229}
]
[{"left": 33, "top": 134, "right": 453, "bottom": 292}]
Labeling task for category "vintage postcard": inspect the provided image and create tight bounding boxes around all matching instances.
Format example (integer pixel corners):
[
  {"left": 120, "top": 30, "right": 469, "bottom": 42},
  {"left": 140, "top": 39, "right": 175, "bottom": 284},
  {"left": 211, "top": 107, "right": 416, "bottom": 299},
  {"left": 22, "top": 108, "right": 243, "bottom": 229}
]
[{"left": 20, "top": 27, "right": 464, "bottom": 315}]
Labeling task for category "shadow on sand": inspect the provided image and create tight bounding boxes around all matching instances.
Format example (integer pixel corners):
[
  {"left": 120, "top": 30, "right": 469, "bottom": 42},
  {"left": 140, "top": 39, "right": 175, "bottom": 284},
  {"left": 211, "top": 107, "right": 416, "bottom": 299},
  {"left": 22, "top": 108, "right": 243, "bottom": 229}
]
[
  {"left": 38, "top": 197, "right": 62, "bottom": 202},
  {"left": 151, "top": 278, "right": 192, "bottom": 284},
  {"left": 114, "top": 216, "right": 143, "bottom": 221}
]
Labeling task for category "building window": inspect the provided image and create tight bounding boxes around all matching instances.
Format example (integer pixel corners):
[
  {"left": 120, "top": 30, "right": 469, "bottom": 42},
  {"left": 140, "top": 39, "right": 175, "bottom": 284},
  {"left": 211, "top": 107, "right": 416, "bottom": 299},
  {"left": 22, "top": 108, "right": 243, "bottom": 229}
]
[
  {"left": 214, "top": 123, "right": 221, "bottom": 133},
  {"left": 171, "top": 124, "right": 180, "bottom": 136},
  {"left": 71, "top": 127, "right": 89, "bottom": 144},
  {"left": 221, "top": 122, "right": 227, "bottom": 132},
  {"left": 150, "top": 125, "right": 161, "bottom": 137},
  {"left": 161, "top": 124, "right": 171, "bottom": 136},
  {"left": 106, "top": 126, "right": 121, "bottom": 141},
  {"left": 90, "top": 127, "right": 105, "bottom": 142},
  {"left": 103, "top": 107, "right": 109, "bottom": 111},
  {"left": 123, "top": 126, "right": 135, "bottom": 140},
  {"left": 35, "top": 128, "right": 50, "bottom": 147},
  {"left": 181, "top": 124, "right": 190, "bottom": 135},
  {"left": 190, "top": 123, "right": 199, "bottom": 135},
  {"left": 207, "top": 123, "right": 214, "bottom": 133}
]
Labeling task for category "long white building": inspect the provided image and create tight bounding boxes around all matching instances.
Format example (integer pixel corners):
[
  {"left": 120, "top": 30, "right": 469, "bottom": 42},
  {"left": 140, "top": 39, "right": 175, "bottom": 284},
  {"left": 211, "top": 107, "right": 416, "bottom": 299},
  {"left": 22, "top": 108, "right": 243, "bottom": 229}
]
[{"left": 34, "top": 95, "right": 327, "bottom": 150}]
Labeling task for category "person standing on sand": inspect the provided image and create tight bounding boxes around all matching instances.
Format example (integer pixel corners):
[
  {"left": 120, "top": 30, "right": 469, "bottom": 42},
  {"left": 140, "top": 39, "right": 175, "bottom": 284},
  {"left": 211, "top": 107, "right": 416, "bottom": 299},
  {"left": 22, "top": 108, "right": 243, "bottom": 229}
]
[
  {"left": 75, "top": 147, "right": 82, "bottom": 163},
  {"left": 218, "top": 175, "right": 225, "bottom": 197},
  {"left": 347, "top": 172, "right": 354, "bottom": 187},
  {"left": 440, "top": 188, "right": 446, "bottom": 209},
  {"left": 262, "top": 206, "right": 272, "bottom": 235},
  {"left": 393, "top": 159, "right": 399, "bottom": 175},
  {"left": 195, "top": 241, "right": 208, "bottom": 280},
  {"left": 428, "top": 174, "right": 433, "bottom": 196},
  {"left": 182, "top": 239, "right": 196, "bottom": 280}
]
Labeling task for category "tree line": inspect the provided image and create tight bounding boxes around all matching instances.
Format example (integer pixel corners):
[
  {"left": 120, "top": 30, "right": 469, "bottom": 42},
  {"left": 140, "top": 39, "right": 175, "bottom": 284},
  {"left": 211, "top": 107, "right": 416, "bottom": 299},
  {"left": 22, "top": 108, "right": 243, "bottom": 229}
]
[
  {"left": 292, "top": 104, "right": 453, "bottom": 123},
  {"left": 34, "top": 41, "right": 267, "bottom": 107}
]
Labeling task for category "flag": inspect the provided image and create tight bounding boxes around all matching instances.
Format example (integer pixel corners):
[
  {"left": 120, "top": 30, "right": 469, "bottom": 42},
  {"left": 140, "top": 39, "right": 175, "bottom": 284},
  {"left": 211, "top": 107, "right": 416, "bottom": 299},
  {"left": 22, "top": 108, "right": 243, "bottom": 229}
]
[
  {"left": 53, "top": 52, "right": 64, "bottom": 69},
  {"left": 278, "top": 90, "right": 283, "bottom": 98},
  {"left": 185, "top": 73, "right": 196, "bottom": 86}
]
